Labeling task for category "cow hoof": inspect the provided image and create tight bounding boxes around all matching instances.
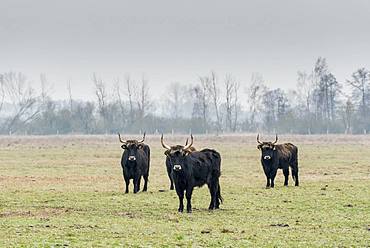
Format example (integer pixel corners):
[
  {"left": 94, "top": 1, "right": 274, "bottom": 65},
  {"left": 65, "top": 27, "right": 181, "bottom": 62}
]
[
  {"left": 187, "top": 209, "right": 192, "bottom": 213},
  {"left": 178, "top": 209, "right": 183, "bottom": 213}
]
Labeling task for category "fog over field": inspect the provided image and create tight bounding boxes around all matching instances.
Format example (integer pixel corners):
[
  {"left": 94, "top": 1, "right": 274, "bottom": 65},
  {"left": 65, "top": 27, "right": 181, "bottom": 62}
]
[
  {"left": 1, "top": 0, "right": 370, "bottom": 100},
  {"left": 1, "top": 1, "right": 370, "bottom": 135}
]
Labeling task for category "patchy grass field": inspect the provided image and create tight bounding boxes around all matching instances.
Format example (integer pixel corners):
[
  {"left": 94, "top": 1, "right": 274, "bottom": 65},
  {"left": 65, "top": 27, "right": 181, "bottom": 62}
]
[{"left": 0, "top": 134, "right": 369, "bottom": 247}]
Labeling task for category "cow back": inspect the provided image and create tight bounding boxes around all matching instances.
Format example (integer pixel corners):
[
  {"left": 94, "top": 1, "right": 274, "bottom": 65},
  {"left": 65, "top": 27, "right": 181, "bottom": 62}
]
[
  {"left": 188, "top": 149, "right": 221, "bottom": 180},
  {"left": 276, "top": 143, "right": 297, "bottom": 161}
]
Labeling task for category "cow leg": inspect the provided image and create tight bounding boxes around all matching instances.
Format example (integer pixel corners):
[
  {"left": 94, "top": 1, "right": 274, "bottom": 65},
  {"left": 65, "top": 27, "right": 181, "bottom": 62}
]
[
  {"left": 283, "top": 167, "right": 289, "bottom": 186},
  {"left": 215, "top": 183, "right": 221, "bottom": 209},
  {"left": 133, "top": 177, "right": 140, "bottom": 194},
  {"left": 170, "top": 178, "right": 174, "bottom": 190},
  {"left": 185, "top": 187, "right": 193, "bottom": 213},
  {"left": 176, "top": 187, "right": 184, "bottom": 213},
  {"left": 167, "top": 167, "right": 174, "bottom": 190},
  {"left": 270, "top": 170, "right": 277, "bottom": 188},
  {"left": 208, "top": 183, "right": 218, "bottom": 210},
  {"left": 138, "top": 177, "right": 142, "bottom": 191},
  {"left": 266, "top": 176, "right": 271, "bottom": 188},
  {"left": 292, "top": 165, "right": 299, "bottom": 186},
  {"left": 143, "top": 174, "right": 148, "bottom": 192},
  {"left": 124, "top": 177, "right": 129, "bottom": 194}
]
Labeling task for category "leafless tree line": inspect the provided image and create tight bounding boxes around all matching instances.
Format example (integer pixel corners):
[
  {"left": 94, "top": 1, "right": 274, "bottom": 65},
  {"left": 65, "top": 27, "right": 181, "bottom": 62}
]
[{"left": 0, "top": 57, "right": 370, "bottom": 135}]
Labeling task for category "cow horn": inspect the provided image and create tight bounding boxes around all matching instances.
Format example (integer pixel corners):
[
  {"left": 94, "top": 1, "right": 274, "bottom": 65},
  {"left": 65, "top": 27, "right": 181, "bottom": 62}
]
[
  {"left": 185, "top": 138, "right": 189, "bottom": 146},
  {"left": 138, "top": 132, "right": 146, "bottom": 143},
  {"left": 184, "top": 134, "right": 193, "bottom": 150},
  {"left": 118, "top": 133, "right": 126, "bottom": 144},
  {"left": 161, "top": 134, "right": 171, "bottom": 150},
  {"left": 257, "top": 134, "right": 262, "bottom": 144},
  {"left": 273, "top": 134, "right": 278, "bottom": 144}
]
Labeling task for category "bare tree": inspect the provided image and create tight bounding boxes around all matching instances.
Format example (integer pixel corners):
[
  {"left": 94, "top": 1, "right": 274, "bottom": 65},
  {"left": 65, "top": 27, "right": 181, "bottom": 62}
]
[
  {"left": 1, "top": 72, "right": 41, "bottom": 133},
  {"left": 125, "top": 75, "right": 135, "bottom": 122},
  {"left": 113, "top": 78, "right": 126, "bottom": 123},
  {"left": 224, "top": 74, "right": 239, "bottom": 132},
  {"left": 136, "top": 76, "right": 151, "bottom": 121},
  {"left": 206, "top": 71, "right": 222, "bottom": 134},
  {"left": 192, "top": 78, "right": 209, "bottom": 132},
  {"left": 247, "top": 73, "right": 266, "bottom": 131},
  {"left": 92, "top": 73, "right": 108, "bottom": 129},
  {"left": 67, "top": 80, "right": 73, "bottom": 113},
  {"left": 296, "top": 71, "right": 313, "bottom": 133},
  {"left": 166, "top": 82, "right": 185, "bottom": 119},
  {"left": 39, "top": 74, "right": 52, "bottom": 105},
  {"left": 340, "top": 98, "right": 354, "bottom": 134},
  {"left": 232, "top": 81, "right": 240, "bottom": 132},
  {"left": 347, "top": 68, "right": 370, "bottom": 133}
]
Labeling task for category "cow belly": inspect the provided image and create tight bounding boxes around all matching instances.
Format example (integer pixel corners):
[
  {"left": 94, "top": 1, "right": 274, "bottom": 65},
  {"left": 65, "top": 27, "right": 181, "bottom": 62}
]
[
  {"left": 123, "top": 166, "right": 136, "bottom": 179},
  {"left": 193, "top": 177, "right": 207, "bottom": 187},
  {"left": 193, "top": 168, "right": 209, "bottom": 187}
]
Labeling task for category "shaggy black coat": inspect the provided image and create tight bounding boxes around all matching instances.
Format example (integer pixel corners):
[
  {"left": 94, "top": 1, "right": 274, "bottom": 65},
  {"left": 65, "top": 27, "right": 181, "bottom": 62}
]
[
  {"left": 258, "top": 142, "right": 299, "bottom": 188},
  {"left": 166, "top": 148, "right": 222, "bottom": 213},
  {"left": 121, "top": 142, "right": 150, "bottom": 193}
]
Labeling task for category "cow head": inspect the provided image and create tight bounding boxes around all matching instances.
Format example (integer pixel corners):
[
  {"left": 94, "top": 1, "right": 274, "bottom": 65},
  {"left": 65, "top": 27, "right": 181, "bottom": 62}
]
[
  {"left": 118, "top": 132, "right": 146, "bottom": 162},
  {"left": 161, "top": 134, "right": 194, "bottom": 172},
  {"left": 257, "top": 134, "right": 278, "bottom": 161}
]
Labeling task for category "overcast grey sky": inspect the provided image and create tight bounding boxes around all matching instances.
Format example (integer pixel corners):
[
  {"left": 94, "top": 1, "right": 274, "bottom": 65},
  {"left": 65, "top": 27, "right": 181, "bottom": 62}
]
[{"left": 1, "top": 0, "right": 370, "bottom": 100}]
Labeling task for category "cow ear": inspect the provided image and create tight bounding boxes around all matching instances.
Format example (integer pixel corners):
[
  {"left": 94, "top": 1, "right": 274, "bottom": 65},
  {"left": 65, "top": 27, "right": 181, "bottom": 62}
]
[
  {"left": 121, "top": 144, "right": 127, "bottom": 150},
  {"left": 257, "top": 145, "right": 262, "bottom": 150},
  {"left": 273, "top": 146, "right": 276, "bottom": 150},
  {"left": 164, "top": 150, "right": 170, "bottom": 156},
  {"left": 137, "top": 144, "right": 143, "bottom": 149}
]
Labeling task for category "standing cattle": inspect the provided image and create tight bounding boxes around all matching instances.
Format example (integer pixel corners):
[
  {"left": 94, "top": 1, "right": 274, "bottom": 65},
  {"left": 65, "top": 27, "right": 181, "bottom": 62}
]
[
  {"left": 165, "top": 137, "right": 196, "bottom": 190},
  {"left": 257, "top": 134, "right": 299, "bottom": 188},
  {"left": 161, "top": 134, "right": 222, "bottom": 213},
  {"left": 118, "top": 133, "right": 150, "bottom": 193}
]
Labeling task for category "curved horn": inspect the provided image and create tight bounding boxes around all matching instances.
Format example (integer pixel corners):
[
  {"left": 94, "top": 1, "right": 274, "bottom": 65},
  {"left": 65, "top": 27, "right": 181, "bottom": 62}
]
[
  {"left": 118, "top": 133, "right": 126, "bottom": 144},
  {"left": 138, "top": 132, "right": 146, "bottom": 143},
  {"left": 161, "top": 134, "right": 171, "bottom": 150},
  {"left": 272, "top": 134, "right": 278, "bottom": 144},
  {"left": 184, "top": 134, "right": 193, "bottom": 150},
  {"left": 257, "top": 134, "right": 262, "bottom": 144},
  {"left": 185, "top": 138, "right": 189, "bottom": 146}
]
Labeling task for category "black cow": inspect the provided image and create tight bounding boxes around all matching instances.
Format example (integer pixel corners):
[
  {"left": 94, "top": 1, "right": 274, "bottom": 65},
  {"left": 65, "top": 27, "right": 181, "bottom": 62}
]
[
  {"left": 162, "top": 135, "right": 222, "bottom": 213},
  {"left": 119, "top": 133, "right": 150, "bottom": 193},
  {"left": 165, "top": 137, "right": 196, "bottom": 190},
  {"left": 257, "top": 134, "right": 299, "bottom": 188}
]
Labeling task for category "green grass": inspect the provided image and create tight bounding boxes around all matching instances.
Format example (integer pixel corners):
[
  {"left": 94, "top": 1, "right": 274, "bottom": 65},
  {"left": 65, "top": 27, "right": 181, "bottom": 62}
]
[{"left": 0, "top": 135, "right": 369, "bottom": 247}]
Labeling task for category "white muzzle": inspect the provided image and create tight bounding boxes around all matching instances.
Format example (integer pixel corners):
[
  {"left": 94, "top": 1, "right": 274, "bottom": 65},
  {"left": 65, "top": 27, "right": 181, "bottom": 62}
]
[
  {"left": 128, "top": 156, "right": 136, "bottom": 161},
  {"left": 264, "top": 155, "right": 271, "bottom": 160},
  {"left": 173, "top": 164, "right": 182, "bottom": 171}
]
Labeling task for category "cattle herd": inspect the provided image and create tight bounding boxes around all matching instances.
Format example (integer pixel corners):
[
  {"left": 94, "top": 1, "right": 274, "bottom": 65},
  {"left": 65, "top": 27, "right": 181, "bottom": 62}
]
[{"left": 119, "top": 133, "right": 299, "bottom": 213}]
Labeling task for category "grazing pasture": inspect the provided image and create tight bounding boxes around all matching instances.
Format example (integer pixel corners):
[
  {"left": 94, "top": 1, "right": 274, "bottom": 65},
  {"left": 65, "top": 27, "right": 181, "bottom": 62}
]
[{"left": 0, "top": 135, "right": 369, "bottom": 247}]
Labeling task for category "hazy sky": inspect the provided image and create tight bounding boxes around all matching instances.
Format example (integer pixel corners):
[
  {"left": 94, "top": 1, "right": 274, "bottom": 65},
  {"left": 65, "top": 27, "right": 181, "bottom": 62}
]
[{"left": 1, "top": 0, "right": 370, "bottom": 100}]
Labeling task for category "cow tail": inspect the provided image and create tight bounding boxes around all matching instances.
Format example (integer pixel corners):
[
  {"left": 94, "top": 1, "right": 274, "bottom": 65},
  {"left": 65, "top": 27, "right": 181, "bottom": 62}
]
[
  {"left": 217, "top": 183, "right": 223, "bottom": 204},
  {"left": 292, "top": 174, "right": 296, "bottom": 181}
]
